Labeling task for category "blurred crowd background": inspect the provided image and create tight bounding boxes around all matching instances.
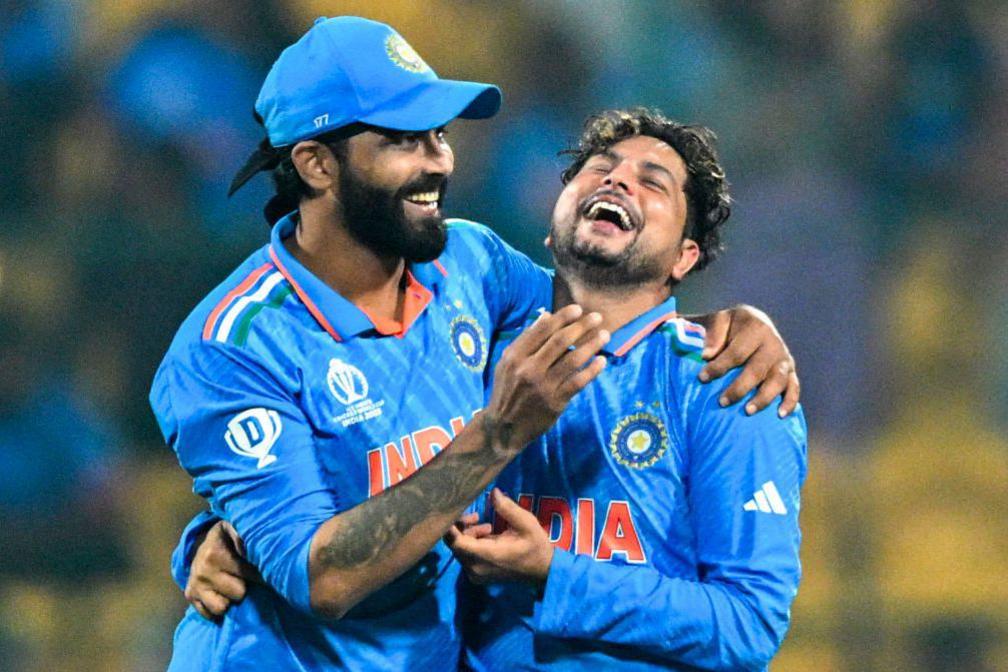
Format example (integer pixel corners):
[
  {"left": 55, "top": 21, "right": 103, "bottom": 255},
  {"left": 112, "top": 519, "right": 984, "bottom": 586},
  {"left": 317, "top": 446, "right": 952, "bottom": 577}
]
[{"left": 1, "top": 0, "right": 1006, "bottom": 670}]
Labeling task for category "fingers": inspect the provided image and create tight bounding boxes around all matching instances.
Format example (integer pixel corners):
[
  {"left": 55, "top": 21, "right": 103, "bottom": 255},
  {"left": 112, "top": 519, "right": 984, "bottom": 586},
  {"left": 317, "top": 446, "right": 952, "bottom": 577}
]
[
  {"left": 191, "top": 598, "right": 214, "bottom": 621},
  {"left": 446, "top": 513, "right": 490, "bottom": 542},
  {"left": 220, "top": 521, "right": 246, "bottom": 557},
  {"left": 200, "top": 524, "right": 246, "bottom": 576},
  {"left": 694, "top": 309, "right": 731, "bottom": 361},
  {"left": 532, "top": 311, "right": 603, "bottom": 369},
  {"left": 699, "top": 330, "right": 760, "bottom": 383},
  {"left": 211, "top": 572, "right": 248, "bottom": 602},
  {"left": 779, "top": 370, "right": 801, "bottom": 417},
  {"left": 717, "top": 351, "right": 801, "bottom": 417},
  {"left": 557, "top": 355, "right": 606, "bottom": 399},
  {"left": 443, "top": 524, "right": 462, "bottom": 548},
  {"left": 444, "top": 527, "right": 486, "bottom": 560},
  {"left": 548, "top": 327, "right": 610, "bottom": 382},
  {"left": 743, "top": 359, "right": 791, "bottom": 415},
  {"left": 198, "top": 590, "right": 231, "bottom": 617},
  {"left": 505, "top": 305, "right": 585, "bottom": 359},
  {"left": 452, "top": 512, "right": 480, "bottom": 533},
  {"left": 464, "top": 523, "right": 493, "bottom": 538},
  {"left": 186, "top": 584, "right": 230, "bottom": 620},
  {"left": 717, "top": 348, "right": 772, "bottom": 410},
  {"left": 490, "top": 489, "right": 539, "bottom": 534}
]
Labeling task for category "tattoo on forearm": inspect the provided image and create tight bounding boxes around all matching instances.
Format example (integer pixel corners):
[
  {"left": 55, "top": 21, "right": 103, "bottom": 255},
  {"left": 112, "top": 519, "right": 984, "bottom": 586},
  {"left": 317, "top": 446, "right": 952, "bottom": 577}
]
[{"left": 318, "top": 414, "right": 517, "bottom": 570}]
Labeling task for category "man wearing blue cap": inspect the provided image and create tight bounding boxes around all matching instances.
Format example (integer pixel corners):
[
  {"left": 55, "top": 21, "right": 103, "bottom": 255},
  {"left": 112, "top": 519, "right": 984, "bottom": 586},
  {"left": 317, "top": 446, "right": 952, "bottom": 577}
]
[{"left": 152, "top": 16, "right": 799, "bottom": 671}]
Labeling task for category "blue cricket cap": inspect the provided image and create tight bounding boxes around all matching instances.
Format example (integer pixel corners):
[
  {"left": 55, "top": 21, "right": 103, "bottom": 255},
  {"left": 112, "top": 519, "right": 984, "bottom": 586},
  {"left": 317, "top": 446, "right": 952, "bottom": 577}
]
[
  {"left": 229, "top": 16, "right": 501, "bottom": 198},
  {"left": 259, "top": 16, "right": 501, "bottom": 146}
]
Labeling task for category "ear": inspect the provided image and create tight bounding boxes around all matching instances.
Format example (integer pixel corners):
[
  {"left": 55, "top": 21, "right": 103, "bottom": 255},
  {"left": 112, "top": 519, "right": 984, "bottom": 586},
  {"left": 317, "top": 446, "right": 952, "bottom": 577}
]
[
  {"left": 670, "top": 238, "right": 700, "bottom": 282},
  {"left": 290, "top": 141, "right": 340, "bottom": 193}
]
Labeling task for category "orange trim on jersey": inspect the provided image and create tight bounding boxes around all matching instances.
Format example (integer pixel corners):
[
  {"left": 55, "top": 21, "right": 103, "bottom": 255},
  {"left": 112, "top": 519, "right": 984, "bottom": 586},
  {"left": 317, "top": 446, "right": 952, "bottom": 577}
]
[
  {"left": 359, "top": 270, "right": 433, "bottom": 338},
  {"left": 268, "top": 246, "right": 343, "bottom": 342},
  {"left": 612, "top": 311, "right": 678, "bottom": 357},
  {"left": 202, "top": 262, "right": 275, "bottom": 340},
  {"left": 433, "top": 259, "right": 448, "bottom": 277}
]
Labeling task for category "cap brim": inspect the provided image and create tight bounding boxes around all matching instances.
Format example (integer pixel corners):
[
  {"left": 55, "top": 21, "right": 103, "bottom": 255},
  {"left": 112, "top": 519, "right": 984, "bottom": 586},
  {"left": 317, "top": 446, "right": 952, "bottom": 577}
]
[{"left": 359, "top": 79, "right": 501, "bottom": 131}]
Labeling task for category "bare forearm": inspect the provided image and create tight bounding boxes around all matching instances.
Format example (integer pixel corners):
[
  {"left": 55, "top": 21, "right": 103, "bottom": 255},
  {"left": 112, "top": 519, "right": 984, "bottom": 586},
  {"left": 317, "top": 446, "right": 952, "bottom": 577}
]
[{"left": 308, "top": 412, "right": 516, "bottom": 617}]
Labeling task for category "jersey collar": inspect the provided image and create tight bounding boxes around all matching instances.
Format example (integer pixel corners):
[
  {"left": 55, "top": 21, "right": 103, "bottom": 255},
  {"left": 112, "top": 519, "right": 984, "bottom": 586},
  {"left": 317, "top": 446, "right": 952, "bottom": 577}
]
[
  {"left": 268, "top": 212, "right": 446, "bottom": 341},
  {"left": 603, "top": 294, "right": 679, "bottom": 357}
]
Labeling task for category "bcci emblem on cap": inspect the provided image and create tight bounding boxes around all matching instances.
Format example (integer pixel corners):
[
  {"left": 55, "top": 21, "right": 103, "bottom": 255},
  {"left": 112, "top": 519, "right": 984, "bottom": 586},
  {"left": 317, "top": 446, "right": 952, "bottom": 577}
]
[
  {"left": 449, "top": 315, "right": 486, "bottom": 371},
  {"left": 384, "top": 33, "right": 430, "bottom": 73},
  {"left": 609, "top": 411, "right": 669, "bottom": 469}
]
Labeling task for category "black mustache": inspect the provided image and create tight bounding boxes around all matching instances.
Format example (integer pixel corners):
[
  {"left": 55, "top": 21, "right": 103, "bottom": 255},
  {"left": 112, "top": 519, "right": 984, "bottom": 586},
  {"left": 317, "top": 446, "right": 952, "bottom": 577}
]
[{"left": 399, "top": 175, "right": 448, "bottom": 198}]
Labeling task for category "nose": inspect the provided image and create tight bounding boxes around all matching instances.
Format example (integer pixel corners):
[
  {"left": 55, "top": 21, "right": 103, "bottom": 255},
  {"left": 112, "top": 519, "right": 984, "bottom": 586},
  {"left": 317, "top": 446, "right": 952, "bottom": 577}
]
[{"left": 602, "top": 161, "right": 635, "bottom": 195}]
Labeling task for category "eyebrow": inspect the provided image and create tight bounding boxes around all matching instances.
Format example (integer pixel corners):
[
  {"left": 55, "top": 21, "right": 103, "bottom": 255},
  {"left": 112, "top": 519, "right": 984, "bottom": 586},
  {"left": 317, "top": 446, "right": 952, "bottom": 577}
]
[{"left": 595, "top": 149, "right": 680, "bottom": 187}]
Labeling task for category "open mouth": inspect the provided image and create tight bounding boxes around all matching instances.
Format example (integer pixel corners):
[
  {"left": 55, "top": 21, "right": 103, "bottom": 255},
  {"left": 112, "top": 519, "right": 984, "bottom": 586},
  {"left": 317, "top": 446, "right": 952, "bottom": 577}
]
[
  {"left": 582, "top": 196, "right": 636, "bottom": 231},
  {"left": 404, "top": 190, "right": 441, "bottom": 213}
]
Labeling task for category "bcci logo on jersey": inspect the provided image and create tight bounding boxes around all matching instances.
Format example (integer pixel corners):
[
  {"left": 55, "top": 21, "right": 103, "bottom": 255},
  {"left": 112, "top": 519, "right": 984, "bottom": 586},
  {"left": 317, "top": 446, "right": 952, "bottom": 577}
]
[
  {"left": 327, "top": 358, "right": 384, "bottom": 427},
  {"left": 449, "top": 315, "right": 486, "bottom": 371},
  {"left": 609, "top": 411, "right": 669, "bottom": 469},
  {"left": 225, "top": 408, "right": 282, "bottom": 469}
]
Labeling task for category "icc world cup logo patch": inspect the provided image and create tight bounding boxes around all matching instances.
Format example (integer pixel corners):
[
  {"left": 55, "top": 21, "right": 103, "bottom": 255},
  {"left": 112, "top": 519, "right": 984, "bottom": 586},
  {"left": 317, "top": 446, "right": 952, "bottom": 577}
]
[
  {"left": 450, "top": 315, "right": 486, "bottom": 371},
  {"left": 609, "top": 412, "right": 669, "bottom": 469}
]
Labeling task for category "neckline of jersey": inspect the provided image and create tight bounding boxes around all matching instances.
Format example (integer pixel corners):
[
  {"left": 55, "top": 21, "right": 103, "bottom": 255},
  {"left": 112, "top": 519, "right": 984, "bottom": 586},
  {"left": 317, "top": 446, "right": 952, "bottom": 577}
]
[
  {"left": 268, "top": 212, "right": 448, "bottom": 341},
  {"left": 603, "top": 294, "right": 678, "bottom": 357}
]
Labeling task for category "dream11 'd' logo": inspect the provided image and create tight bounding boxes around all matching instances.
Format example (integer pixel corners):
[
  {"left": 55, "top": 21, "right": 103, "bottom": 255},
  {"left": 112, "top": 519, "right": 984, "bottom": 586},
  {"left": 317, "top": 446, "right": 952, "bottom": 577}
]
[{"left": 225, "top": 408, "right": 283, "bottom": 469}]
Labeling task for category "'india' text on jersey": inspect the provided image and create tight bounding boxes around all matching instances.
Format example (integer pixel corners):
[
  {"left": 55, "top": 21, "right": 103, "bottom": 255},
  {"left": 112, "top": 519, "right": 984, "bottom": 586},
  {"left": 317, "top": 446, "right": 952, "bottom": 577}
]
[
  {"left": 463, "top": 297, "right": 808, "bottom": 672},
  {"left": 151, "top": 215, "right": 550, "bottom": 671}
]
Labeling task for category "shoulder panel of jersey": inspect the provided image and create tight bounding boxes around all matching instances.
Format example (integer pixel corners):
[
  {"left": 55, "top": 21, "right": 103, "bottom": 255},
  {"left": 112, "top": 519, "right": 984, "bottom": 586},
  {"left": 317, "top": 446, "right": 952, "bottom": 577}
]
[
  {"left": 202, "top": 263, "right": 294, "bottom": 347},
  {"left": 167, "top": 247, "right": 299, "bottom": 354},
  {"left": 440, "top": 218, "right": 506, "bottom": 274},
  {"left": 655, "top": 316, "right": 706, "bottom": 362},
  {"left": 652, "top": 316, "right": 711, "bottom": 431}
]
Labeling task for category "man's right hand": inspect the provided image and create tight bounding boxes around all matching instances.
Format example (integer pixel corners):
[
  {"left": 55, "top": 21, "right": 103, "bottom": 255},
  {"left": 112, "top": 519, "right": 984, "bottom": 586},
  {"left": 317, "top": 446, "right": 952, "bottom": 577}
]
[
  {"left": 482, "top": 304, "right": 608, "bottom": 454},
  {"left": 185, "top": 520, "right": 258, "bottom": 620}
]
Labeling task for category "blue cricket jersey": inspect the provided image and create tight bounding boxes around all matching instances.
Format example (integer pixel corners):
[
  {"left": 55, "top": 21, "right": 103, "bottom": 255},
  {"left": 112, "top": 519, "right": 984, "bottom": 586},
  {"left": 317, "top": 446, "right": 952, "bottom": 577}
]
[
  {"left": 150, "top": 213, "right": 551, "bottom": 671},
  {"left": 462, "top": 296, "right": 808, "bottom": 672}
]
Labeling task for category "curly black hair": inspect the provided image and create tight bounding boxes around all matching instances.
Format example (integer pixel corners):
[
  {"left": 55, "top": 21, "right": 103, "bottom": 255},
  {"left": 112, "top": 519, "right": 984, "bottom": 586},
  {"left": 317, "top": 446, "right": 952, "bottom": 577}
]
[{"left": 561, "top": 108, "right": 731, "bottom": 271}]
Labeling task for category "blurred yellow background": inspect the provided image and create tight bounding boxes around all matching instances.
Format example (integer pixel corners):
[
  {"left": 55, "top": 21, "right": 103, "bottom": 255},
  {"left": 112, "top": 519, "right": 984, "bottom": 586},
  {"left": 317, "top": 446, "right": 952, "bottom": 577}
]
[{"left": 1, "top": 1, "right": 1006, "bottom": 670}]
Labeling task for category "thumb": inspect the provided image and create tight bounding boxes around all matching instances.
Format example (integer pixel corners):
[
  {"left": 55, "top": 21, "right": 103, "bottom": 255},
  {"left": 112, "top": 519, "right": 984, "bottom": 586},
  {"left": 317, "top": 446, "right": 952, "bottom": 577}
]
[
  {"left": 221, "top": 521, "right": 246, "bottom": 557},
  {"left": 698, "top": 309, "right": 731, "bottom": 361},
  {"left": 491, "top": 488, "right": 538, "bottom": 534}
]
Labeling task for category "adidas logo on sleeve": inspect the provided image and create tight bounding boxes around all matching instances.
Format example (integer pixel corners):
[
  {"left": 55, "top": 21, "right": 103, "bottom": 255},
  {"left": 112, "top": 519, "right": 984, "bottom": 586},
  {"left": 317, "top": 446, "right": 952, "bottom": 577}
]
[{"left": 743, "top": 481, "right": 788, "bottom": 515}]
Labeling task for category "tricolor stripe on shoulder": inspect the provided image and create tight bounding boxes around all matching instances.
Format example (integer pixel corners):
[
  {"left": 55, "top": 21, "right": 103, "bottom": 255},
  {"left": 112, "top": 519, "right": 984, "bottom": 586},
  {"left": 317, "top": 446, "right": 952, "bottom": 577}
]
[
  {"left": 658, "top": 317, "right": 706, "bottom": 359},
  {"left": 202, "top": 263, "right": 293, "bottom": 345}
]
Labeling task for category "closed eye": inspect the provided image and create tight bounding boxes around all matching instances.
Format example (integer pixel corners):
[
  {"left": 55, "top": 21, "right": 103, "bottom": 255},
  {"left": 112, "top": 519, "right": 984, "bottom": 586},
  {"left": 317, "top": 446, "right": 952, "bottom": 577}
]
[
  {"left": 584, "top": 160, "right": 612, "bottom": 175},
  {"left": 642, "top": 177, "right": 667, "bottom": 192}
]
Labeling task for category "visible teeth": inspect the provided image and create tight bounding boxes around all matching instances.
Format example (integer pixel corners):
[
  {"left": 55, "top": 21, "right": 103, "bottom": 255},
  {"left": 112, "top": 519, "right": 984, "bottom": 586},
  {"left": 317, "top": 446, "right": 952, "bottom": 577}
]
[
  {"left": 406, "top": 191, "right": 439, "bottom": 204},
  {"left": 587, "top": 201, "right": 631, "bottom": 230}
]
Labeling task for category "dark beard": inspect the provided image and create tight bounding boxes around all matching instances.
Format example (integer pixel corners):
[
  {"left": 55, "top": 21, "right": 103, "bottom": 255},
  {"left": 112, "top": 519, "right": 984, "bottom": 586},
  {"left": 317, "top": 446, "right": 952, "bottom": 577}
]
[
  {"left": 550, "top": 221, "right": 668, "bottom": 289},
  {"left": 338, "top": 165, "right": 448, "bottom": 263}
]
